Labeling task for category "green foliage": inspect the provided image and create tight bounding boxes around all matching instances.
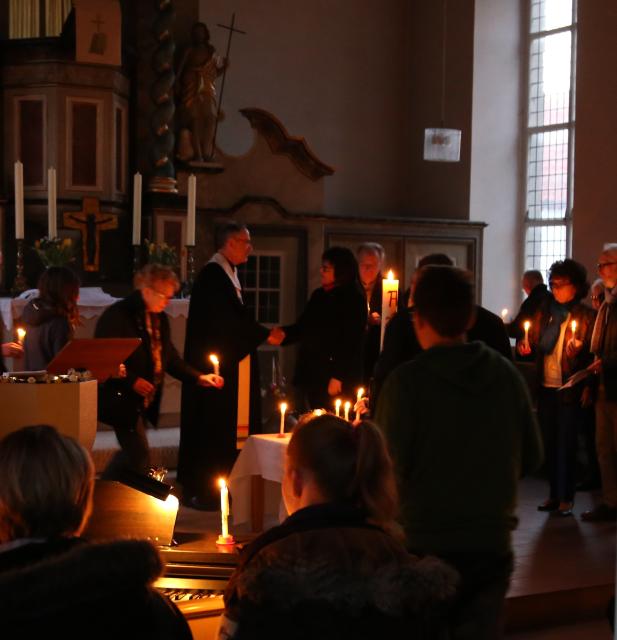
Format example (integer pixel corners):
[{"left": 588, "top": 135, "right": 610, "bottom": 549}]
[
  {"left": 34, "top": 237, "right": 75, "bottom": 267},
  {"left": 144, "top": 239, "right": 179, "bottom": 267}
]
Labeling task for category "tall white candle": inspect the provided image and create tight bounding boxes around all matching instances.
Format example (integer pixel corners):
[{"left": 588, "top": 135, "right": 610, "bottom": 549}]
[
  {"left": 279, "top": 402, "right": 287, "bottom": 437},
  {"left": 14, "top": 161, "right": 24, "bottom": 240},
  {"left": 132, "top": 172, "right": 142, "bottom": 245},
  {"left": 335, "top": 398, "right": 341, "bottom": 417},
  {"left": 209, "top": 354, "right": 220, "bottom": 377},
  {"left": 344, "top": 400, "right": 351, "bottom": 422},
  {"left": 380, "top": 270, "right": 399, "bottom": 350},
  {"left": 218, "top": 478, "right": 229, "bottom": 539},
  {"left": 47, "top": 167, "right": 57, "bottom": 239},
  {"left": 186, "top": 174, "right": 196, "bottom": 246},
  {"left": 16, "top": 328, "right": 26, "bottom": 346}
]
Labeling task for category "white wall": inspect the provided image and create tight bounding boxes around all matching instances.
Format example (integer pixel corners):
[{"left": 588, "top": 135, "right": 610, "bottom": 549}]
[
  {"left": 470, "top": 0, "right": 523, "bottom": 313},
  {"left": 198, "top": 0, "right": 411, "bottom": 216}
]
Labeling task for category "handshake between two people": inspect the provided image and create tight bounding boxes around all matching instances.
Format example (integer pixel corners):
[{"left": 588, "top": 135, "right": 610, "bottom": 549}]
[{"left": 267, "top": 326, "right": 286, "bottom": 346}]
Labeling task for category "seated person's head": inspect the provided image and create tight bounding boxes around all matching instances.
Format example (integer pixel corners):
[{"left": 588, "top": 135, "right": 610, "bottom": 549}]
[
  {"left": 413, "top": 266, "right": 474, "bottom": 349},
  {"left": 283, "top": 412, "right": 399, "bottom": 534},
  {"left": 135, "top": 263, "right": 180, "bottom": 314},
  {"left": 0, "top": 425, "right": 94, "bottom": 544}
]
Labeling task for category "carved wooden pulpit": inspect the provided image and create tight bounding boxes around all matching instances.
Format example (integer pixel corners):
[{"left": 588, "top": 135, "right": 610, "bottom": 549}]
[{"left": 64, "top": 197, "right": 118, "bottom": 272}]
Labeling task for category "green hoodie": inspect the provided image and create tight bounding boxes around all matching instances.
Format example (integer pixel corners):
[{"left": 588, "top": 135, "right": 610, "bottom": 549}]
[{"left": 375, "top": 341, "right": 543, "bottom": 554}]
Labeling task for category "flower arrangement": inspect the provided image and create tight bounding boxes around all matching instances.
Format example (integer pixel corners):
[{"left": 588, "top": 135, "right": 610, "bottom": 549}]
[
  {"left": 144, "top": 239, "right": 178, "bottom": 267},
  {"left": 34, "top": 237, "right": 75, "bottom": 267}
]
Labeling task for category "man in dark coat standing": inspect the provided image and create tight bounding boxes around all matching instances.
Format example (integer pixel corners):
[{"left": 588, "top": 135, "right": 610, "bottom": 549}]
[
  {"left": 96, "top": 264, "right": 222, "bottom": 480},
  {"left": 178, "top": 222, "right": 279, "bottom": 510}
]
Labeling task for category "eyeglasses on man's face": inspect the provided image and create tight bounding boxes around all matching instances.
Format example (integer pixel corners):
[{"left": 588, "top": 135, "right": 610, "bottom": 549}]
[
  {"left": 149, "top": 287, "right": 174, "bottom": 301},
  {"left": 597, "top": 261, "right": 617, "bottom": 271}
]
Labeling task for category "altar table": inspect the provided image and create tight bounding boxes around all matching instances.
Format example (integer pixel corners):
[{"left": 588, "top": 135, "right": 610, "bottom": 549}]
[
  {"left": 228, "top": 433, "right": 290, "bottom": 531},
  {"left": 0, "top": 288, "right": 189, "bottom": 415}
]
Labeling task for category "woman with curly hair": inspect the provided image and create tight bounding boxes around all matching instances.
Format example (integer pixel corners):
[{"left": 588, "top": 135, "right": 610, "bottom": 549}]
[{"left": 519, "top": 259, "right": 596, "bottom": 516}]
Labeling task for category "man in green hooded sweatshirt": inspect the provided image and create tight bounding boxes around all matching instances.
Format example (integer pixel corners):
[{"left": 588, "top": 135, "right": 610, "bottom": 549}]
[{"left": 375, "top": 265, "right": 543, "bottom": 640}]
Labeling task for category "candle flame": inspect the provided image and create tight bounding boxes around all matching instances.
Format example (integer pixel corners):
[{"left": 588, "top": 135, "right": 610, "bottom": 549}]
[
  {"left": 571, "top": 320, "right": 577, "bottom": 332},
  {"left": 356, "top": 387, "right": 364, "bottom": 402},
  {"left": 523, "top": 320, "right": 531, "bottom": 330},
  {"left": 387, "top": 270, "right": 394, "bottom": 280},
  {"left": 280, "top": 402, "right": 287, "bottom": 413},
  {"left": 16, "top": 328, "right": 26, "bottom": 339},
  {"left": 344, "top": 401, "right": 351, "bottom": 410},
  {"left": 218, "top": 478, "right": 227, "bottom": 489},
  {"left": 335, "top": 399, "right": 342, "bottom": 408},
  {"left": 313, "top": 409, "right": 325, "bottom": 416},
  {"left": 501, "top": 308, "right": 508, "bottom": 319},
  {"left": 209, "top": 354, "right": 219, "bottom": 366}
]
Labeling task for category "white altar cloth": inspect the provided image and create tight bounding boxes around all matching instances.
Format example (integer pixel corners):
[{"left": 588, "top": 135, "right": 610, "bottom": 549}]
[{"left": 228, "top": 434, "right": 290, "bottom": 528}]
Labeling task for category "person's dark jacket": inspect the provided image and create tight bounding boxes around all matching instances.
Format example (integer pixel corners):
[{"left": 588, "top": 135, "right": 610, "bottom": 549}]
[
  {"left": 508, "top": 284, "right": 551, "bottom": 339},
  {"left": 21, "top": 298, "right": 72, "bottom": 370},
  {"left": 0, "top": 538, "right": 192, "bottom": 640},
  {"left": 283, "top": 282, "right": 367, "bottom": 406},
  {"left": 222, "top": 502, "right": 457, "bottom": 640},
  {"left": 469, "top": 306, "right": 513, "bottom": 360},
  {"left": 527, "top": 298, "right": 596, "bottom": 402},
  {"left": 95, "top": 290, "right": 201, "bottom": 429},
  {"left": 595, "top": 300, "right": 617, "bottom": 401}
]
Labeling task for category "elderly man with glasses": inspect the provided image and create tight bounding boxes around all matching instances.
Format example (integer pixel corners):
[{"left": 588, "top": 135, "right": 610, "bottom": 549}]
[
  {"left": 95, "top": 263, "right": 223, "bottom": 481},
  {"left": 582, "top": 245, "right": 617, "bottom": 521}
]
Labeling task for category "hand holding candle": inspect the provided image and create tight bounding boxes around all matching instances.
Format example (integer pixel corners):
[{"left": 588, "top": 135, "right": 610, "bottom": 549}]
[
  {"left": 16, "top": 327, "right": 26, "bottom": 346},
  {"left": 216, "top": 478, "right": 234, "bottom": 545},
  {"left": 517, "top": 320, "right": 532, "bottom": 357},
  {"left": 278, "top": 402, "right": 287, "bottom": 438},
  {"left": 209, "top": 354, "right": 220, "bottom": 377},
  {"left": 571, "top": 319, "right": 577, "bottom": 340},
  {"left": 355, "top": 387, "right": 365, "bottom": 422}
]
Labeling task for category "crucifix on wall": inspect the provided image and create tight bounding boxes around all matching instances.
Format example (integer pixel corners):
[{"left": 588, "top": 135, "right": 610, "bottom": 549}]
[{"left": 64, "top": 197, "right": 118, "bottom": 272}]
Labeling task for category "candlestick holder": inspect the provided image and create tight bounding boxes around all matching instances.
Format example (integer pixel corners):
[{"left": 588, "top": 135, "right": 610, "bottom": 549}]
[
  {"left": 216, "top": 534, "right": 235, "bottom": 545},
  {"left": 184, "top": 245, "right": 195, "bottom": 295},
  {"left": 11, "top": 238, "right": 28, "bottom": 296},
  {"left": 132, "top": 244, "right": 142, "bottom": 275}
]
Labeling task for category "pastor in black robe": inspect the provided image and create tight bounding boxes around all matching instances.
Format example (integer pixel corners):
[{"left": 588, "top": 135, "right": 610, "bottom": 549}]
[{"left": 178, "top": 259, "right": 269, "bottom": 506}]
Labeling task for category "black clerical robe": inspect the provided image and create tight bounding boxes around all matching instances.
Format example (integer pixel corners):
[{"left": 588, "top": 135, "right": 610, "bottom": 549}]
[{"left": 178, "top": 260, "right": 269, "bottom": 504}]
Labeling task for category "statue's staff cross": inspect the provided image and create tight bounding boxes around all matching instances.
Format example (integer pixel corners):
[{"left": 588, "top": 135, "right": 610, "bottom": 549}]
[{"left": 210, "top": 13, "right": 246, "bottom": 158}]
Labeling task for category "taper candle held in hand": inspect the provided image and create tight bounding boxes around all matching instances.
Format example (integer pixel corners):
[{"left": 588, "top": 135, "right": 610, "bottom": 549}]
[
  {"left": 278, "top": 402, "right": 287, "bottom": 437},
  {"left": 344, "top": 400, "right": 351, "bottom": 422},
  {"left": 16, "top": 327, "right": 26, "bottom": 346},
  {"left": 335, "top": 398, "right": 342, "bottom": 417},
  {"left": 523, "top": 320, "right": 531, "bottom": 347},
  {"left": 216, "top": 478, "right": 234, "bottom": 545},
  {"left": 571, "top": 319, "right": 577, "bottom": 340},
  {"left": 380, "top": 270, "right": 399, "bottom": 350},
  {"left": 209, "top": 354, "right": 220, "bottom": 377}
]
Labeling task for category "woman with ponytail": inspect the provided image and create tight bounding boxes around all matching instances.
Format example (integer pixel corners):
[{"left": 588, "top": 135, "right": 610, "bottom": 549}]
[{"left": 218, "top": 413, "right": 457, "bottom": 640}]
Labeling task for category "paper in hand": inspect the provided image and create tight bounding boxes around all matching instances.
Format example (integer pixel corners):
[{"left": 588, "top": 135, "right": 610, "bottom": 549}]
[{"left": 558, "top": 368, "right": 592, "bottom": 391}]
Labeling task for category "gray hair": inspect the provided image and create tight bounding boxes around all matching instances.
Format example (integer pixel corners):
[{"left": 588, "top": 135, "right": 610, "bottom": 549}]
[{"left": 357, "top": 242, "right": 385, "bottom": 262}]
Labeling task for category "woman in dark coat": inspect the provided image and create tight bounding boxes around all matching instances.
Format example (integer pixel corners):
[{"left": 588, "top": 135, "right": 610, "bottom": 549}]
[
  {"left": 219, "top": 412, "right": 457, "bottom": 640},
  {"left": 519, "top": 259, "right": 596, "bottom": 516},
  {"left": 95, "top": 264, "right": 223, "bottom": 479},
  {"left": 282, "top": 246, "right": 367, "bottom": 411},
  {"left": 21, "top": 266, "right": 80, "bottom": 370}
]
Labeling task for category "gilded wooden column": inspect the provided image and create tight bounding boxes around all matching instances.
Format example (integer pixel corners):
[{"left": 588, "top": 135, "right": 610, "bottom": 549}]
[{"left": 148, "top": 0, "right": 177, "bottom": 193}]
